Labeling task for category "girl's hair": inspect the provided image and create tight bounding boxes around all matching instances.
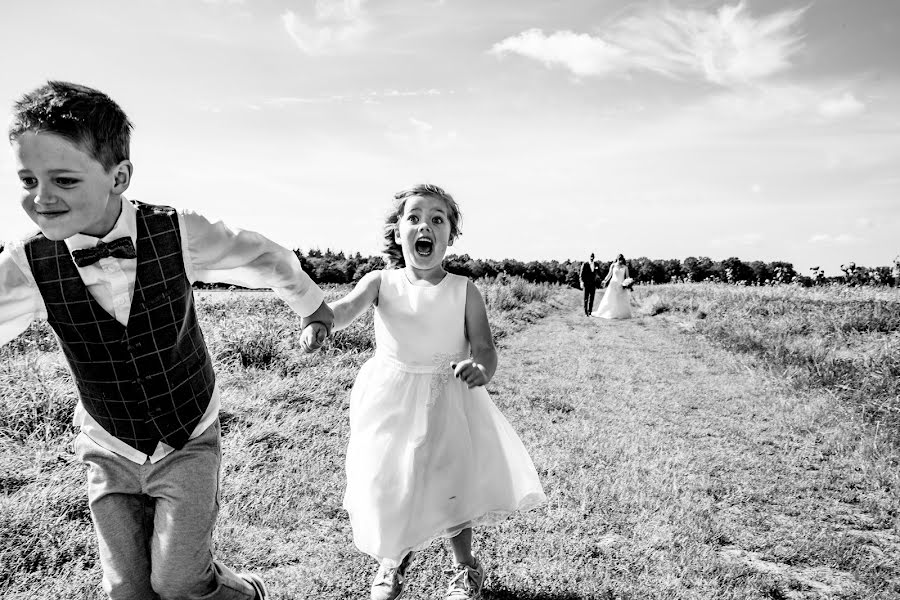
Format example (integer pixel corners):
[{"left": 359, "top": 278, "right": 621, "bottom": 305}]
[
  {"left": 383, "top": 184, "right": 462, "bottom": 268},
  {"left": 616, "top": 254, "right": 626, "bottom": 264}
]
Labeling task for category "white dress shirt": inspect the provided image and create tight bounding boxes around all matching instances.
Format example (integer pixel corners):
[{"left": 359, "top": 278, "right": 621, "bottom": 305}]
[{"left": 0, "top": 197, "right": 323, "bottom": 464}]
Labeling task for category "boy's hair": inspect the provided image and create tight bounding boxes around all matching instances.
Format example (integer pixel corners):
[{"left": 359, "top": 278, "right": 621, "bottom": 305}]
[
  {"left": 8, "top": 81, "right": 133, "bottom": 171},
  {"left": 383, "top": 184, "right": 462, "bottom": 268}
]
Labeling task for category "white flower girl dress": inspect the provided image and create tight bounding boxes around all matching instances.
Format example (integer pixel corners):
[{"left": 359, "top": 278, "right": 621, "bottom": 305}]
[{"left": 343, "top": 269, "right": 547, "bottom": 566}]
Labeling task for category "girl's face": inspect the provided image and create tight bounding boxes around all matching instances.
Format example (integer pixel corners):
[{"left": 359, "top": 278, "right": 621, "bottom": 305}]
[{"left": 395, "top": 194, "right": 452, "bottom": 273}]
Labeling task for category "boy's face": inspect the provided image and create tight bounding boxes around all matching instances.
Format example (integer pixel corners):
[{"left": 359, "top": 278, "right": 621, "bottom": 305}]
[{"left": 12, "top": 131, "right": 124, "bottom": 240}]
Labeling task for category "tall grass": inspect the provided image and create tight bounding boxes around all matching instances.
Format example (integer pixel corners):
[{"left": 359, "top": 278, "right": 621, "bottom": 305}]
[
  {"left": 633, "top": 283, "right": 900, "bottom": 438},
  {"left": 0, "top": 275, "right": 564, "bottom": 597}
]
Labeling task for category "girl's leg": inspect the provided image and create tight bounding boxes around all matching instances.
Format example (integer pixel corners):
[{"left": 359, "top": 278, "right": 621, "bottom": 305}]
[
  {"left": 448, "top": 528, "right": 475, "bottom": 567},
  {"left": 445, "top": 528, "right": 485, "bottom": 598}
]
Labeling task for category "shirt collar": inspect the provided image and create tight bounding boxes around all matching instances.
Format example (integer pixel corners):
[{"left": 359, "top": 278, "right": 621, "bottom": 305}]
[{"left": 65, "top": 197, "right": 137, "bottom": 252}]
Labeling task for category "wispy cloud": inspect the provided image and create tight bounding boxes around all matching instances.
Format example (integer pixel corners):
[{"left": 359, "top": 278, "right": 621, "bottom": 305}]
[
  {"left": 364, "top": 89, "right": 446, "bottom": 102},
  {"left": 282, "top": 0, "right": 371, "bottom": 55},
  {"left": 710, "top": 232, "right": 764, "bottom": 247},
  {"left": 259, "top": 88, "right": 449, "bottom": 109},
  {"left": 491, "top": 2, "right": 807, "bottom": 86},
  {"left": 809, "top": 233, "right": 857, "bottom": 244},
  {"left": 669, "top": 82, "right": 868, "bottom": 131},
  {"left": 386, "top": 117, "right": 459, "bottom": 151},
  {"left": 818, "top": 91, "right": 865, "bottom": 119}
]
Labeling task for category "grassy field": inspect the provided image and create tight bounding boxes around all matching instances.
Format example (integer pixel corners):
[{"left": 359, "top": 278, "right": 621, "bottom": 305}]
[
  {"left": 632, "top": 284, "right": 900, "bottom": 437},
  {"left": 1, "top": 279, "right": 899, "bottom": 599}
]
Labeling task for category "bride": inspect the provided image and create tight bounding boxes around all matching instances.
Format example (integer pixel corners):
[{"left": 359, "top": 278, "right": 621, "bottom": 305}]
[{"left": 594, "top": 254, "right": 632, "bottom": 319}]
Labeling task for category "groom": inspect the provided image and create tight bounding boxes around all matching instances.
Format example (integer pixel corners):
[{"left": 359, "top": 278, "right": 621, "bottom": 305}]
[{"left": 580, "top": 253, "right": 597, "bottom": 316}]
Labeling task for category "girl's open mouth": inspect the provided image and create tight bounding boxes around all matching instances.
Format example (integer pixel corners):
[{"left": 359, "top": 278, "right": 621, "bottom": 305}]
[{"left": 414, "top": 239, "right": 433, "bottom": 256}]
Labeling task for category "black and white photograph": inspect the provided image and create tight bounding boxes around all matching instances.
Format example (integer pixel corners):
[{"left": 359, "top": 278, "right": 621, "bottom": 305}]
[{"left": 1, "top": 1, "right": 898, "bottom": 598}]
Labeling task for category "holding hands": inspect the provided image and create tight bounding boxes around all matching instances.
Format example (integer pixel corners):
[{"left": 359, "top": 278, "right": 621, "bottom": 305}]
[
  {"left": 300, "top": 322, "right": 328, "bottom": 352},
  {"left": 300, "top": 301, "right": 335, "bottom": 353},
  {"left": 452, "top": 359, "right": 490, "bottom": 389}
]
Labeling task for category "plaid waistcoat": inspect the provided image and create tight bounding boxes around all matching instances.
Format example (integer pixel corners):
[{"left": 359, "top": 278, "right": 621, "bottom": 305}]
[{"left": 24, "top": 201, "right": 216, "bottom": 454}]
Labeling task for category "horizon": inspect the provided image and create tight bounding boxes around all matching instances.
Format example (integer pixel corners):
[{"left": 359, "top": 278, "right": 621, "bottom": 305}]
[
  {"left": 1, "top": 0, "right": 898, "bottom": 276},
  {"left": 291, "top": 246, "right": 890, "bottom": 275}
]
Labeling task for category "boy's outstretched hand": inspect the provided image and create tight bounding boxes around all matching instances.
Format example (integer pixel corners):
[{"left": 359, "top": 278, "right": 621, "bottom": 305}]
[
  {"left": 451, "top": 359, "right": 489, "bottom": 389},
  {"left": 300, "top": 322, "right": 328, "bottom": 353}
]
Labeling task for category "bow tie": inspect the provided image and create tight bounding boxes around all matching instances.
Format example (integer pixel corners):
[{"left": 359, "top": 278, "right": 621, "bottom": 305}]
[{"left": 71, "top": 237, "right": 137, "bottom": 267}]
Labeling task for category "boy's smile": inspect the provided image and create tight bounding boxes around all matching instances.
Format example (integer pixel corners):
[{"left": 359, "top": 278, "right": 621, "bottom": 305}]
[{"left": 13, "top": 131, "right": 126, "bottom": 240}]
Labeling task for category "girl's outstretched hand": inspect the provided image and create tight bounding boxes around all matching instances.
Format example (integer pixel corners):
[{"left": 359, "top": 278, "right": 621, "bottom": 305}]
[
  {"left": 451, "top": 359, "right": 489, "bottom": 389},
  {"left": 300, "top": 322, "right": 328, "bottom": 353}
]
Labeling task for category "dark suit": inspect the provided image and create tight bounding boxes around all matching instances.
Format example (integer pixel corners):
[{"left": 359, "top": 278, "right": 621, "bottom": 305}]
[{"left": 580, "top": 261, "right": 596, "bottom": 315}]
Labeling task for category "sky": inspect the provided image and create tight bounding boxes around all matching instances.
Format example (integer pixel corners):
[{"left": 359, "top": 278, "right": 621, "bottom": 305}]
[{"left": 1, "top": 0, "right": 898, "bottom": 275}]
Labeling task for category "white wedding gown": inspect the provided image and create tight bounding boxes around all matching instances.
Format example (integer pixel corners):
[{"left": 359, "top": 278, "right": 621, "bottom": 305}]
[{"left": 594, "top": 264, "right": 632, "bottom": 319}]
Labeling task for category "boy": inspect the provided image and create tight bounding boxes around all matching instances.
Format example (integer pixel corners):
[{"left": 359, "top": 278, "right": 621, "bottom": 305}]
[{"left": 0, "top": 81, "right": 332, "bottom": 599}]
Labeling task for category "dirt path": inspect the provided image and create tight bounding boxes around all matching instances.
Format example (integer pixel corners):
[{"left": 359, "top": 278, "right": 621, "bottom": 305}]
[{"left": 474, "top": 291, "right": 900, "bottom": 599}]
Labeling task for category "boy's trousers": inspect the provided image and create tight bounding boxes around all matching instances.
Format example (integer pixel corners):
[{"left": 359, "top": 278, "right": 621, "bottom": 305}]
[{"left": 75, "top": 420, "right": 256, "bottom": 600}]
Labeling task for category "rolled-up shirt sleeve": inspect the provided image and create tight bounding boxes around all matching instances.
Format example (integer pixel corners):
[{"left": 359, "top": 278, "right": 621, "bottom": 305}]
[
  {"left": 0, "top": 243, "right": 46, "bottom": 346},
  {"left": 178, "top": 211, "right": 324, "bottom": 317}
]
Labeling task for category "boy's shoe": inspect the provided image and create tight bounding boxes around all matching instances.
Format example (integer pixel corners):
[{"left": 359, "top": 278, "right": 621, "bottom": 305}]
[
  {"left": 445, "top": 556, "right": 485, "bottom": 600},
  {"left": 370, "top": 552, "right": 414, "bottom": 600},
  {"left": 241, "top": 573, "right": 268, "bottom": 600}
]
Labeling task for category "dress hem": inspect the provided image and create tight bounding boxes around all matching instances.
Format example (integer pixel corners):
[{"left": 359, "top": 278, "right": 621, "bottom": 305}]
[{"left": 356, "top": 491, "right": 548, "bottom": 567}]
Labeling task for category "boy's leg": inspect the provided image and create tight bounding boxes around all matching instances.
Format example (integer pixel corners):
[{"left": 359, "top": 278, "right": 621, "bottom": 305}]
[
  {"left": 74, "top": 432, "right": 158, "bottom": 600},
  {"left": 146, "top": 421, "right": 257, "bottom": 600}
]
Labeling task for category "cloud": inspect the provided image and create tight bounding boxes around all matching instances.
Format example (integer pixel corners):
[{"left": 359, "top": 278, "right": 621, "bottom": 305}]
[
  {"left": 365, "top": 89, "right": 446, "bottom": 102},
  {"left": 710, "top": 232, "right": 764, "bottom": 247},
  {"left": 258, "top": 88, "right": 449, "bottom": 109},
  {"left": 490, "top": 29, "right": 629, "bottom": 78},
  {"left": 282, "top": 0, "right": 371, "bottom": 55},
  {"left": 671, "top": 82, "right": 867, "bottom": 130},
  {"left": 409, "top": 117, "right": 433, "bottom": 134},
  {"left": 263, "top": 96, "right": 338, "bottom": 108},
  {"left": 491, "top": 2, "right": 807, "bottom": 86},
  {"left": 818, "top": 92, "right": 865, "bottom": 119},
  {"left": 808, "top": 233, "right": 857, "bottom": 244},
  {"left": 385, "top": 117, "right": 459, "bottom": 151}
]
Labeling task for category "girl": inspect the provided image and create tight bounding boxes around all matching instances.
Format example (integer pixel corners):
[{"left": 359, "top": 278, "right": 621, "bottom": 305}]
[
  {"left": 329, "top": 184, "right": 546, "bottom": 600},
  {"left": 595, "top": 253, "right": 632, "bottom": 319}
]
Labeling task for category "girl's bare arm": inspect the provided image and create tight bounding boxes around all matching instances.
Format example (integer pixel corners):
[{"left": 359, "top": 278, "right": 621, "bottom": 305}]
[
  {"left": 455, "top": 280, "right": 498, "bottom": 388},
  {"left": 330, "top": 270, "right": 382, "bottom": 331}
]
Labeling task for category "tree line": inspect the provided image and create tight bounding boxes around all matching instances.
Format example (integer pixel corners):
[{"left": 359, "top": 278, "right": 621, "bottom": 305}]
[
  {"left": 288, "top": 249, "right": 899, "bottom": 288},
  {"left": 1, "top": 244, "right": 894, "bottom": 288}
]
